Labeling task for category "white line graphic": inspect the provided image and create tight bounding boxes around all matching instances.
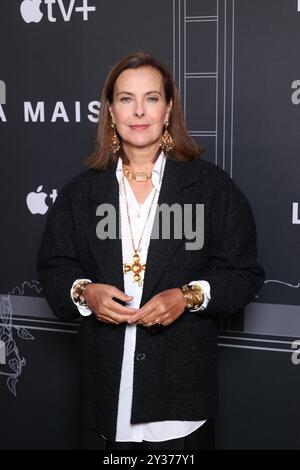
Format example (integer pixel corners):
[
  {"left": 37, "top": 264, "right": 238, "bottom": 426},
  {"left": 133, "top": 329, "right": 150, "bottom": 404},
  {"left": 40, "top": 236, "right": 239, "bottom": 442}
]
[
  {"left": 230, "top": 0, "right": 235, "bottom": 177},
  {"left": 218, "top": 343, "right": 293, "bottom": 353},
  {"left": 264, "top": 280, "right": 300, "bottom": 289},
  {"left": 215, "top": 0, "right": 219, "bottom": 164},
  {"left": 0, "top": 340, "right": 6, "bottom": 364},
  {"left": 223, "top": 0, "right": 227, "bottom": 168}
]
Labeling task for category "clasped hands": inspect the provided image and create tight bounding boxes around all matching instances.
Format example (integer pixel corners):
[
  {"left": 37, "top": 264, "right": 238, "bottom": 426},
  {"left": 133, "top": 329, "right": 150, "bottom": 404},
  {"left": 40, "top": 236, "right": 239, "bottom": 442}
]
[{"left": 83, "top": 283, "right": 186, "bottom": 327}]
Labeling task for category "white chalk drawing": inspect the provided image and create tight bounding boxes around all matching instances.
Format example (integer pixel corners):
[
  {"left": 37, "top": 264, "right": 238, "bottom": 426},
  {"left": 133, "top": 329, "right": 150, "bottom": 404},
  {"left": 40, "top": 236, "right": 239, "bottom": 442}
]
[
  {"left": 252, "top": 280, "right": 300, "bottom": 300},
  {"left": 0, "top": 339, "right": 5, "bottom": 364},
  {"left": 264, "top": 280, "right": 300, "bottom": 289},
  {"left": 0, "top": 281, "right": 37, "bottom": 395},
  {"left": 11, "top": 279, "right": 43, "bottom": 296}
]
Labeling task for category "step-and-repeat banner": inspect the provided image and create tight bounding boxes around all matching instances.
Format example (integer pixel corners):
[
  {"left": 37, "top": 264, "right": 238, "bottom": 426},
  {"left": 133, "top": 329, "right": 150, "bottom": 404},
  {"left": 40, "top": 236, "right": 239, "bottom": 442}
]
[{"left": 1, "top": 0, "right": 299, "bottom": 449}]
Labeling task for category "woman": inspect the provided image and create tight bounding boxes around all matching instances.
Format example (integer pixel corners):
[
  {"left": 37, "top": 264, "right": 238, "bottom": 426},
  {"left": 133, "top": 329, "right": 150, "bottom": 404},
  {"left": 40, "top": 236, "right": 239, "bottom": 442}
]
[{"left": 37, "top": 52, "right": 265, "bottom": 450}]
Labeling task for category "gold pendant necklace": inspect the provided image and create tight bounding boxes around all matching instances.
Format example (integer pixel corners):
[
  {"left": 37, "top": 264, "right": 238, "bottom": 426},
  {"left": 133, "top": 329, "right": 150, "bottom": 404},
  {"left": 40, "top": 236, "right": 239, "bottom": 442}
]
[
  {"left": 122, "top": 174, "right": 157, "bottom": 285},
  {"left": 124, "top": 250, "right": 146, "bottom": 283}
]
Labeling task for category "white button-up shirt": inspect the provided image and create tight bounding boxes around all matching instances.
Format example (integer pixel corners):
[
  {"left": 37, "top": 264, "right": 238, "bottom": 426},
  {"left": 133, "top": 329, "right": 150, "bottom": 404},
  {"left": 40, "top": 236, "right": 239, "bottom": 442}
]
[{"left": 72, "top": 152, "right": 211, "bottom": 442}]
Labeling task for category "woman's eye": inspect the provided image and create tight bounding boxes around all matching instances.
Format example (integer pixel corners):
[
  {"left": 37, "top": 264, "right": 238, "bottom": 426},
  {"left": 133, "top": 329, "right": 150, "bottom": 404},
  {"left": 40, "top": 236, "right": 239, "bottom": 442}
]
[
  {"left": 147, "top": 96, "right": 159, "bottom": 102},
  {"left": 120, "top": 97, "right": 131, "bottom": 103}
]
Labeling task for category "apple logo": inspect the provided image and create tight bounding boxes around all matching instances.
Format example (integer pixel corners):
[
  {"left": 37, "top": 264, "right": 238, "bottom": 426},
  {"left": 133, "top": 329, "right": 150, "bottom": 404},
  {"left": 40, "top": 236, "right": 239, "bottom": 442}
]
[
  {"left": 26, "top": 185, "right": 49, "bottom": 215},
  {"left": 20, "top": 0, "right": 43, "bottom": 24}
]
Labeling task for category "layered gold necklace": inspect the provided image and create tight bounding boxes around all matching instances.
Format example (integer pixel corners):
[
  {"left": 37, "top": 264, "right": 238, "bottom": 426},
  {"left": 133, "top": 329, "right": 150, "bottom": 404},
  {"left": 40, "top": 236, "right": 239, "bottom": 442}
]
[{"left": 122, "top": 174, "right": 157, "bottom": 285}]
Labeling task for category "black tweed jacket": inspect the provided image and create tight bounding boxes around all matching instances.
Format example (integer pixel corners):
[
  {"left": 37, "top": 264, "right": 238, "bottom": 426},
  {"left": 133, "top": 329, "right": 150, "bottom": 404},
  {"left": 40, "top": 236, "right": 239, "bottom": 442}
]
[{"left": 37, "top": 157, "right": 265, "bottom": 441}]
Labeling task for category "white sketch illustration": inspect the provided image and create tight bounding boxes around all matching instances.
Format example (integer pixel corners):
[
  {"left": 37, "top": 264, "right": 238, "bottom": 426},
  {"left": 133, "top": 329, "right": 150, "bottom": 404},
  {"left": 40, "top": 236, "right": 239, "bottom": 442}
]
[{"left": 0, "top": 281, "right": 37, "bottom": 395}]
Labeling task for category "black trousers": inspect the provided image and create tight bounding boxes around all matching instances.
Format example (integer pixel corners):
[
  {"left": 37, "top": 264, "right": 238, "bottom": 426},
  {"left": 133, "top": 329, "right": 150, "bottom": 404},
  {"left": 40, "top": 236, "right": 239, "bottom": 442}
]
[{"left": 82, "top": 419, "right": 215, "bottom": 450}]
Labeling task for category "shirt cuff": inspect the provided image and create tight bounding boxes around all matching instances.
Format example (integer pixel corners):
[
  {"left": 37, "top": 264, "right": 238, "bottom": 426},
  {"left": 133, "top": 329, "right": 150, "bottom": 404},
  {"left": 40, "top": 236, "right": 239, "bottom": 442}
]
[
  {"left": 70, "top": 279, "right": 93, "bottom": 317},
  {"left": 188, "top": 280, "right": 211, "bottom": 312}
]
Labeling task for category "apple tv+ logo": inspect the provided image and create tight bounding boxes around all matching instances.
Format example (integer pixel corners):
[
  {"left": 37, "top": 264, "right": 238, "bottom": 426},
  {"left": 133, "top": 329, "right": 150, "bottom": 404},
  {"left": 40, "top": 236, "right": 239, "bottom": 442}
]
[
  {"left": 26, "top": 185, "right": 57, "bottom": 215},
  {"left": 20, "top": 0, "right": 96, "bottom": 24}
]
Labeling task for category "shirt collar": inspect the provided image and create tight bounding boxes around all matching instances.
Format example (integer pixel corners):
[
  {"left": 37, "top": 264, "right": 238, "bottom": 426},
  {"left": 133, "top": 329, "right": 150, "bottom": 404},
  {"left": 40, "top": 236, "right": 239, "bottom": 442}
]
[{"left": 116, "top": 151, "right": 166, "bottom": 191}]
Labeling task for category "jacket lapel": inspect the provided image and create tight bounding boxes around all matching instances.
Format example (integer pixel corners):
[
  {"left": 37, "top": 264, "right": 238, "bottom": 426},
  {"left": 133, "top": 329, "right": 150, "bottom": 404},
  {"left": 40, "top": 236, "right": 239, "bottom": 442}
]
[{"left": 87, "top": 163, "right": 124, "bottom": 291}]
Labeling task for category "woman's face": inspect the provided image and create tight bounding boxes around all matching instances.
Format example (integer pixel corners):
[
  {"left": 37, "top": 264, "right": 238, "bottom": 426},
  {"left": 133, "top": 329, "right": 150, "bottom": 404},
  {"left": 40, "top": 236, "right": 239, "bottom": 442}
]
[{"left": 109, "top": 66, "right": 172, "bottom": 153}]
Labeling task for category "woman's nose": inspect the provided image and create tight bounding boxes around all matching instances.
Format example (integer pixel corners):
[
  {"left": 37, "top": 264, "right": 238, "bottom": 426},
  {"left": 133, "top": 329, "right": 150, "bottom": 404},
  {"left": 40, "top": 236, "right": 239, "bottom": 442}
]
[
  {"left": 134, "top": 110, "right": 145, "bottom": 118},
  {"left": 133, "top": 101, "right": 145, "bottom": 118}
]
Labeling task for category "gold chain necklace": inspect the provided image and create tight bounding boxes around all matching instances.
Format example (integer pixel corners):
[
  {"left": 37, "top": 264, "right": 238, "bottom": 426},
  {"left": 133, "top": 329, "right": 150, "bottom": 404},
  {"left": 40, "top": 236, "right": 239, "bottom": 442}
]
[
  {"left": 122, "top": 175, "right": 158, "bottom": 285},
  {"left": 123, "top": 165, "right": 152, "bottom": 182}
]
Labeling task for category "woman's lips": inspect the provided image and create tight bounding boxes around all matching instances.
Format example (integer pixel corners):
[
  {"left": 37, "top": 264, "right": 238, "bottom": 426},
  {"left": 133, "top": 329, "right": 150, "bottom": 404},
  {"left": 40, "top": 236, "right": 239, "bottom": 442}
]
[{"left": 129, "top": 125, "right": 150, "bottom": 131}]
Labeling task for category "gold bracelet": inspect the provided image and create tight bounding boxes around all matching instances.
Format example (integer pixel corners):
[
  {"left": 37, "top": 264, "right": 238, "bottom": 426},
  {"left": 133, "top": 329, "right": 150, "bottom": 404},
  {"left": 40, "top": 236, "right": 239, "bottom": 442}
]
[
  {"left": 72, "top": 280, "right": 92, "bottom": 307},
  {"left": 180, "top": 284, "right": 204, "bottom": 310}
]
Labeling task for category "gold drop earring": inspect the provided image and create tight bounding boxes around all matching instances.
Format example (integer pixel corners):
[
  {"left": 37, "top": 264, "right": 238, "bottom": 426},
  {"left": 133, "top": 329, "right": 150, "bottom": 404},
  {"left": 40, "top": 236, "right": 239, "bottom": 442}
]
[
  {"left": 111, "top": 122, "right": 120, "bottom": 154},
  {"left": 161, "top": 121, "right": 174, "bottom": 152}
]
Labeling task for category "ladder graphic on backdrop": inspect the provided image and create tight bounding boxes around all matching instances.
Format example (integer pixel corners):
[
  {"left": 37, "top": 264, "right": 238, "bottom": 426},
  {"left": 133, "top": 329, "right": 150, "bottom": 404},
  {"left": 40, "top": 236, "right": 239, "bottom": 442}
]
[{"left": 173, "top": 0, "right": 235, "bottom": 175}]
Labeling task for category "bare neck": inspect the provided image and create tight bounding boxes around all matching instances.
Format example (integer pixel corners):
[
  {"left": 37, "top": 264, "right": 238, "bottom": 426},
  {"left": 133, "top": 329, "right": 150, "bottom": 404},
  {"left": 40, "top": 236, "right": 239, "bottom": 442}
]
[{"left": 123, "top": 144, "right": 160, "bottom": 171}]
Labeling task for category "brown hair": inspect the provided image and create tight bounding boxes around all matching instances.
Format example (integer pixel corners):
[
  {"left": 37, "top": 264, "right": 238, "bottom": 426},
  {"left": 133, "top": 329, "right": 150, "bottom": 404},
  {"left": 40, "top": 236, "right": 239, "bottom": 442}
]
[{"left": 86, "top": 52, "right": 204, "bottom": 170}]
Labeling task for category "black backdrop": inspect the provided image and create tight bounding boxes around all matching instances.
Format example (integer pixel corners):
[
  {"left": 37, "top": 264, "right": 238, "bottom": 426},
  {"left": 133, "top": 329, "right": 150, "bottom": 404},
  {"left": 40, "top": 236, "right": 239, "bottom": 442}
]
[{"left": 1, "top": 0, "right": 300, "bottom": 449}]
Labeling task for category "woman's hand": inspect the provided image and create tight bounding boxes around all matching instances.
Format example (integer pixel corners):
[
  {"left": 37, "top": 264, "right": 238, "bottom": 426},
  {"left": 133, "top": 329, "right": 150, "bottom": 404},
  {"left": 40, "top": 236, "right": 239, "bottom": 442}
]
[
  {"left": 84, "top": 283, "right": 137, "bottom": 324},
  {"left": 127, "top": 288, "right": 186, "bottom": 327}
]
